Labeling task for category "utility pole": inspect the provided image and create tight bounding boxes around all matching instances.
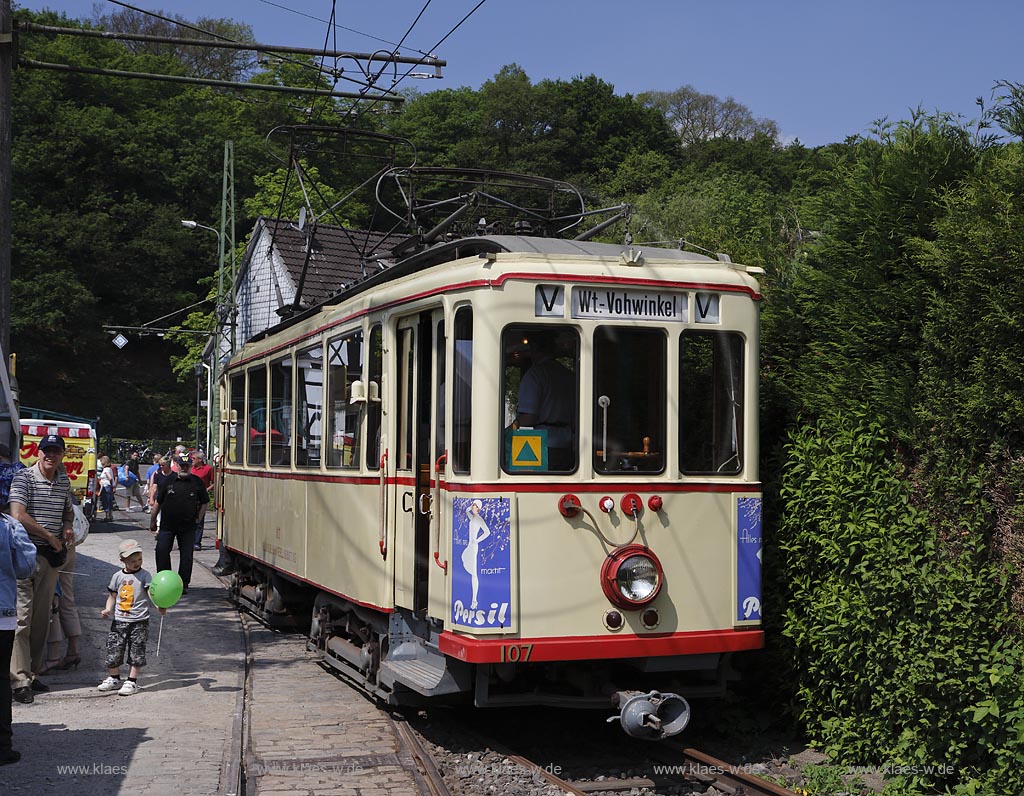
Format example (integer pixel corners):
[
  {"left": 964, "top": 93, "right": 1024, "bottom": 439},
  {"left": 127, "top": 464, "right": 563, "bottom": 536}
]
[
  {"left": 183, "top": 140, "right": 235, "bottom": 457},
  {"left": 213, "top": 139, "right": 235, "bottom": 458},
  {"left": 1, "top": 0, "right": 11, "bottom": 358}
]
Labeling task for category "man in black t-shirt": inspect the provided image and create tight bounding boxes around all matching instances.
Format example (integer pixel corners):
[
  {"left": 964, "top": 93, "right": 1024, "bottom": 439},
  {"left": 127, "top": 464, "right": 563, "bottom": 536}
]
[{"left": 149, "top": 454, "right": 208, "bottom": 594}]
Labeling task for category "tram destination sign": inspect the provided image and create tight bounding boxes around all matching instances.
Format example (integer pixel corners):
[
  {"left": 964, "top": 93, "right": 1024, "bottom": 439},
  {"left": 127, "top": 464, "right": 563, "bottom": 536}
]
[{"left": 571, "top": 287, "right": 688, "bottom": 322}]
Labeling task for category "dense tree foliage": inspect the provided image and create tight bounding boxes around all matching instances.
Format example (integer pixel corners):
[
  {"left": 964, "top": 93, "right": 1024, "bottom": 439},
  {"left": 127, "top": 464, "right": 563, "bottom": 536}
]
[
  {"left": 778, "top": 417, "right": 1024, "bottom": 795},
  {"left": 10, "top": 7, "right": 1024, "bottom": 791},
  {"left": 10, "top": 9, "right": 309, "bottom": 435},
  {"left": 770, "top": 113, "right": 981, "bottom": 434},
  {"left": 386, "top": 64, "right": 679, "bottom": 185},
  {"left": 762, "top": 111, "right": 1024, "bottom": 793}
]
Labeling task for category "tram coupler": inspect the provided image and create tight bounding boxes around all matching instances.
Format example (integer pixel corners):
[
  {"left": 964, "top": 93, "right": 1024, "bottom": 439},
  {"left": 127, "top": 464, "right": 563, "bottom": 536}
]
[{"left": 607, "top": 689, "right": 690, "bottom": 740}]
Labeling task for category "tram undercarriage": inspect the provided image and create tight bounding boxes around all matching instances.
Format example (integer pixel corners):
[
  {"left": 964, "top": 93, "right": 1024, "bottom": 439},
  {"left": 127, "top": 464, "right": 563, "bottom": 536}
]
[{"left": 225, "top": 551, "right": 731, "bottom": 736}]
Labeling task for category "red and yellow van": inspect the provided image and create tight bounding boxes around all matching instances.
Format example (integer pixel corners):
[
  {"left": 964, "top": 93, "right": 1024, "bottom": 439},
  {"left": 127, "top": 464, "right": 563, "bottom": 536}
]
[{"left": 20, "top": 420, "right": 98, "bottom": 518}]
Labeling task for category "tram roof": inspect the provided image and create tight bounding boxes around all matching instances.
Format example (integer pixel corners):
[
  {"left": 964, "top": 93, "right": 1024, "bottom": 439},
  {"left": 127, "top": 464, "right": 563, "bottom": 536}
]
[
  {"left": 331, "top": 235, "right": 724, "bottom": 307},
  {"left": 248, "top": 233, "right": 735, "bottom": 343},
  {"left": 405, "top": 235, "right": 719, "bottom": 264}
]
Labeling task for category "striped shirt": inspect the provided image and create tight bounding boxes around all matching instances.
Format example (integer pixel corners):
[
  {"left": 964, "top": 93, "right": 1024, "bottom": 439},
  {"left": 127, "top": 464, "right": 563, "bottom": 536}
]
[{"left": 9, "top": 462, "right": 73, "bottom": 536}]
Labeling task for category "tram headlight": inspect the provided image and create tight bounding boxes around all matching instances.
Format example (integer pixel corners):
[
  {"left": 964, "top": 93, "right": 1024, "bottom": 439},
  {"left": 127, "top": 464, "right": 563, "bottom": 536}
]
[{"left": 600, "top": 545, "right": 664, "bottom": 609}]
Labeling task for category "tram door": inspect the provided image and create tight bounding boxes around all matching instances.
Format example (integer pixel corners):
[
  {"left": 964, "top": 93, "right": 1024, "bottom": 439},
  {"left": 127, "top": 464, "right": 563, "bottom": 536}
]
[{"left": 393, "top": 310, "right": 443, "bottom": 613}]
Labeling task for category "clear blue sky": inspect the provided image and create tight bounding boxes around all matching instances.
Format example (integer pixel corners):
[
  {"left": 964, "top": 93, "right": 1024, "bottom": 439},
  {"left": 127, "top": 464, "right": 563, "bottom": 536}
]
[{"left": 18, "top": 0, "right": 1024, "bottom": 146}]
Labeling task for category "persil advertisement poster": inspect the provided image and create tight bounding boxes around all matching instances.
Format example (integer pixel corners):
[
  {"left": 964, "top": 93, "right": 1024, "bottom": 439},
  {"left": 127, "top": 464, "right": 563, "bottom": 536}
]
[
  {"left": 736, "top": 496, "right": 763, "bottom": 623},
  {"left": 451, "top": 497, "right": 512, "bottom": 630}
]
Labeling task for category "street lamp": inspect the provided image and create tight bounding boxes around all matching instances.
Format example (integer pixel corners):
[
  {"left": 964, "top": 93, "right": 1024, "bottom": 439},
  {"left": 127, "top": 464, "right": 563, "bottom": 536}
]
[
  {"left": 199, "top": 362, "right": 212, "bottom": 453},
  {"left": 181, "top": 219, "right": 217, "bottom": 234},
  {"left": 193, "top": 362, "right": 204, "bottom": 452},
  {"left": 181, "top": 220, "right": 223, "bottom": 325}
]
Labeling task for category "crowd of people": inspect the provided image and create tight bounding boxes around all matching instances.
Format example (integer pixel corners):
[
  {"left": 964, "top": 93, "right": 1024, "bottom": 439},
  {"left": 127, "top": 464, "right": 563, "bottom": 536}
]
[{"left": 0, "top": 437, "right": 213, "bottom": 766}]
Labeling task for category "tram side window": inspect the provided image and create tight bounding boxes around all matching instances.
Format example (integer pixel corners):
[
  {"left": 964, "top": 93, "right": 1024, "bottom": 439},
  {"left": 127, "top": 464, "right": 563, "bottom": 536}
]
[
  {"left": 679, "top": 331, "right": 743, "bottom": 475},
  {"left": 396, "top": 328, "right": 414, "bottom": 471},
  {"left": 295, "top": 343, "right": 323, "bottom": 468},
  {"left": 593, "top": 328, "right": 666, "bottom": 474},
  {"left": 269, "top": 355, "right": 293, "bottom": 467},
  {"left": 452, "top": 308, "right": 472, "bottom": 474},
  {"left": 366, "top": 324, "right": 384, "bottom": 470},
  {"left": 434, "top": 320, "right": 446, "bottom": 462},
  {"left": 326, "top": 330, "right": 363, "bottom": 469},
  {"left": 501, "top": 325, "right": 579, "bottom": 474},
  {"left": 246, "top": 365, "right": 267, "bottom": 467},
  {"left": 229, "top": 373, "right": 244, "bottom": 465}
]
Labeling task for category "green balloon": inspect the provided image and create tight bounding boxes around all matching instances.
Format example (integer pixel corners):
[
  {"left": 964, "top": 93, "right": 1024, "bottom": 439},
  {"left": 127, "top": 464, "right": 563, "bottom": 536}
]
[{"left": 149, "top": 570, "right": 184, "bottom": 608}]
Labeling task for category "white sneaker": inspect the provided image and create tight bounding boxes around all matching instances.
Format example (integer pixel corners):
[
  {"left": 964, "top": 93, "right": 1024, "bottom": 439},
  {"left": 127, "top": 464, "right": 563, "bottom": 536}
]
[
  {"left": 98, "top": 676, "right": 121, "bottom": 692},
  {"left": 117, "top": 680, "right": 139, "bottom": 696}
]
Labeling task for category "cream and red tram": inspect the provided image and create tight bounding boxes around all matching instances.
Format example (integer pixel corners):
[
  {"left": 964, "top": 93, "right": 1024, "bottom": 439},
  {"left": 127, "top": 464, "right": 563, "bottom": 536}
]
[{"left": 216, "top": 235, "right": 763, "bottom": 739}]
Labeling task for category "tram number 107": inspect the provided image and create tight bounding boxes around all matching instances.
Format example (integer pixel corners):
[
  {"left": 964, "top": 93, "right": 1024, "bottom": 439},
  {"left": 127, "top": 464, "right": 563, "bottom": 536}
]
[{"left": 499, "top": 643, "right": 534, "bottom": 663}]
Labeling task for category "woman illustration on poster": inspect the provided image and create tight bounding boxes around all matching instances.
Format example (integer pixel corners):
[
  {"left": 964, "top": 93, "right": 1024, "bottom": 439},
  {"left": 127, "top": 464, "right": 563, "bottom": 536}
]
[{"left": 461, "top": 499, "right": 491, "bottom": 609}]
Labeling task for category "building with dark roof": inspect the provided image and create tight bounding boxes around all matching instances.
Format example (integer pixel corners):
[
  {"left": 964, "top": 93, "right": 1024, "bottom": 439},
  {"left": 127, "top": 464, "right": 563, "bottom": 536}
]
[{"left": 233, "top": 217, "right": 402, "bottom": 347}]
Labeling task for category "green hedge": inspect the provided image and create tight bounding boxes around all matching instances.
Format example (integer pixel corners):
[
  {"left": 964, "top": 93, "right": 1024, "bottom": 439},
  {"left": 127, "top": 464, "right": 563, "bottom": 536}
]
[{"left": 776, "top": 416, "right": 1024, "bottom": 794}]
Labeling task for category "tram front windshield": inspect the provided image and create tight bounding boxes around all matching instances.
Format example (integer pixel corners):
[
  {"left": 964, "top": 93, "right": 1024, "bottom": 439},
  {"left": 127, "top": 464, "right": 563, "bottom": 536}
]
[
  {"left": 593, "top": 327, "right": 666, "bottom": 473},
  {"left": 500, "top": 325, "right": 744, "bottom": 476}
]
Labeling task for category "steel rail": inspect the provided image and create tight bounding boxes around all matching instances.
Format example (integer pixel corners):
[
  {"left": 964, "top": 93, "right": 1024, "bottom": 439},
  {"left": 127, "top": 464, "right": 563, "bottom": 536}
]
[
  {"left": 652, "top": 743, "right": 803, "bottom": 796},
  {"left": 390, "top": 716, "right": 455, "bottom": 796}
]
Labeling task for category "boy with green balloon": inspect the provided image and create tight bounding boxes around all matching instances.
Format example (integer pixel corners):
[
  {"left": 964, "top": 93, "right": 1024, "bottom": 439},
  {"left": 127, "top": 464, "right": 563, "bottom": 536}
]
[{"left": 97, "top": 540, "right": 182, "bottom": 696}]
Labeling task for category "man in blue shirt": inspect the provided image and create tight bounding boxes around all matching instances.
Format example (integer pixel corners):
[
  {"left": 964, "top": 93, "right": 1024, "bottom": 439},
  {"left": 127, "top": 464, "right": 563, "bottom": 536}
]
[{"left": 0, "top": 443, "right": 25, "bottom": 513}]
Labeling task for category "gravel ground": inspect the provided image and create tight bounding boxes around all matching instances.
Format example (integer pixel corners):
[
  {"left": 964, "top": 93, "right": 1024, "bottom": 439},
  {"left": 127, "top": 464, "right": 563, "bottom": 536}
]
[{"left": 406, "top": 704, "right": 885, "bottom": 796}]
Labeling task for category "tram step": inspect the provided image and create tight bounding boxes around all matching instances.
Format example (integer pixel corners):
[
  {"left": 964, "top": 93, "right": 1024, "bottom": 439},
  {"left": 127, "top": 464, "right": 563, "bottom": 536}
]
[{"left": 379, "top": 656, "right": 461, "bottom": 697}]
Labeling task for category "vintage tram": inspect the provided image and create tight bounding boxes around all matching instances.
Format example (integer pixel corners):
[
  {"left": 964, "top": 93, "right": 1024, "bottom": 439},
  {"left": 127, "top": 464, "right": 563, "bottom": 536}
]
[{"left": 216, "top": 231, "right": 763, "bottom": 739}]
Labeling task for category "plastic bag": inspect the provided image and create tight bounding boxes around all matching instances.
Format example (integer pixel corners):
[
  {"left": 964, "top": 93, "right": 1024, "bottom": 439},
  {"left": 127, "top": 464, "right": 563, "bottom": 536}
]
[{"left": 72, "top": 503, "right": 89, "bottom": 545}]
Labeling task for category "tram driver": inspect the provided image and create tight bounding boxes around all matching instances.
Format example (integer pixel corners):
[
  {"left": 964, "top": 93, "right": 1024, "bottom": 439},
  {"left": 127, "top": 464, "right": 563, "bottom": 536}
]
[{"left": 515, "top": 332, "right": 576, "bottom": 470}]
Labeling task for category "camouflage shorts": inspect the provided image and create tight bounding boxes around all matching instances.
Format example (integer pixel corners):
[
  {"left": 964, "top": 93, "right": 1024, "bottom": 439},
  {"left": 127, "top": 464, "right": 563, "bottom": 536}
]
[{"left": 104, "top": 619, "right": 149, "bottom": 669}]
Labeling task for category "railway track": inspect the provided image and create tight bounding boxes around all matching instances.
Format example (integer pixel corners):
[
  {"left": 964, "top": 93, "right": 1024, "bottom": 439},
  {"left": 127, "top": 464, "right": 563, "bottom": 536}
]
[
  {"left": 408, "top": 703, "right": 807, "bottom": 796},
  {"left": 206, "top": 562, "right": 455, "bottom": 796},
  {"left": 651, "top": 744, "right": 803, "bottom": 796},
  {"left": 473, "top": 731, "right": 803, "bottom": 796},
  {"left": 204, "top": 553, "right": 801, "bottom": 796}
]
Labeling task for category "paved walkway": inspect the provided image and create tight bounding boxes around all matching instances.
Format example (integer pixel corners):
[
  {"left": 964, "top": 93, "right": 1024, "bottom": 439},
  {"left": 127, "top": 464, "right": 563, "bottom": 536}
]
[
  {"left": 6, "top": 502, "right": 433, "bottom": 795},
  {"left": 5, "top": 508, "right": 243, "bottom": 796}
]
